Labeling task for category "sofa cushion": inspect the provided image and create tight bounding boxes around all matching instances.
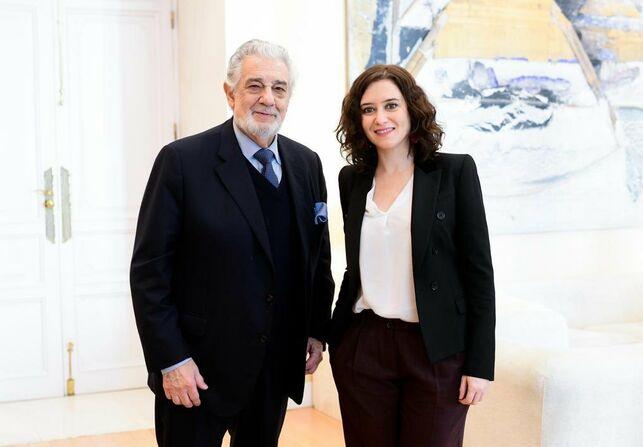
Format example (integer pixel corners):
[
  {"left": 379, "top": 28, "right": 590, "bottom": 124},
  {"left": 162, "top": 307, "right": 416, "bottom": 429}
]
[
  {"left": 571, "top": 322, "right": 643, "bottom": 347},
  {"left": 498, "top": 278, "right": 643, "bottom": 328},
  {"left": 569, "top": 323, "right": 643, "bottom": 348}
]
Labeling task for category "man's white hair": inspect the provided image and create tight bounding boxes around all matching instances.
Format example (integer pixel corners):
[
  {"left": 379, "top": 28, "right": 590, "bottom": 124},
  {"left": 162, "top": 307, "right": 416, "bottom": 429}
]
[{"left": 226, "top": 39, "right": 295, "bottom": 91}]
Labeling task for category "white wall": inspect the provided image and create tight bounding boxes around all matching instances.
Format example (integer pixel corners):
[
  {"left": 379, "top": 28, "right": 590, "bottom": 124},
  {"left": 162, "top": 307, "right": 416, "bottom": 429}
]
[{"left": 177, "top": 0, "right": 228, "bottom": 136}]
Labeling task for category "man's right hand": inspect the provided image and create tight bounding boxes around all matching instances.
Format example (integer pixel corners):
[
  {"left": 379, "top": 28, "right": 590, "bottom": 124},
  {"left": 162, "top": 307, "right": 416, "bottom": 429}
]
[{"left": 162, "top": 359, "right": 208, "bottom": 408}]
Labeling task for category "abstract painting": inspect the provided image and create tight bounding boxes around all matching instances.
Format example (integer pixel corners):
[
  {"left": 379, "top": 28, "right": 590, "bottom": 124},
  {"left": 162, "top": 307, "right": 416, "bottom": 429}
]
[{"left": 347, "top": 0, "right": 643, "bottom": 234}]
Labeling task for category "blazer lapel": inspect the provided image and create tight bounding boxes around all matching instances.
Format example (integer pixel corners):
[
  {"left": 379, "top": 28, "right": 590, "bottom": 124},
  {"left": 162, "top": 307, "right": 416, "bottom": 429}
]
[
  {"left": 213, "top": 120, "right": 274, "bottom": 270},
  {"left": 345, "top": 169, "right": 374, "bottom": 285},
  {"left": 279, "top": 140, "right": 313, "bottom": 268},
  {"left": 411, "top": 164, "right": 441, "bottom": 278}
]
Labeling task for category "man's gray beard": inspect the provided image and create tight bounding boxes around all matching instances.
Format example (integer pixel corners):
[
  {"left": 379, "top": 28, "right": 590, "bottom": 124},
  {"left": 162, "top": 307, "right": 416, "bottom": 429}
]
[{"left": 239, "top": 113, "right": 282, "bottom": 143}]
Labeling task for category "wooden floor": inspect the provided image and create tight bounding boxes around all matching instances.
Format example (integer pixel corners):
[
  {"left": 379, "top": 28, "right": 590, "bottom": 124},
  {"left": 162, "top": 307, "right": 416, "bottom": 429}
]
[{"left": 11, "top": 408, "right": 345, "bottom": 447}]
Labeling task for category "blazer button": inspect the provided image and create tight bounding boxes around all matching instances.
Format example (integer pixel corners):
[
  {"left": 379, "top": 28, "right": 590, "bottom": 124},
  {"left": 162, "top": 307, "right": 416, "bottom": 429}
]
[
  {"left": 432, "top": 247, "right": 439, "bottom": 255},
  {"left": 259, "top": 334, "right": 268, "bottom": 344},
  {"left": 436, "top": 211, "right": 446, "bottom": 220},
  {"left": 266, "top": 293, "right": 274, "bottom": 303},
  {"left": 430, "top": 281, "right": 439, "bottom": 292}
]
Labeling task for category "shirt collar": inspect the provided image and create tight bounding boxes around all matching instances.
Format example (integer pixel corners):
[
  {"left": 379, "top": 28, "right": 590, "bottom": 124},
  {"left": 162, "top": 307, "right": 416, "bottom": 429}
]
[{"left": 232, "top": 119, "right": 281, "bottom": 165}]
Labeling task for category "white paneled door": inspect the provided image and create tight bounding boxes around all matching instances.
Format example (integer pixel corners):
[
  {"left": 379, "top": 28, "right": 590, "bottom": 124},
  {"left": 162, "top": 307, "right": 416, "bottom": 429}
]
[
  {"left": 0, "top": 0, "right": 177, "bottom": 401},
  {"left": 0, "top": 0, "right": 63, "bottom": 402}
]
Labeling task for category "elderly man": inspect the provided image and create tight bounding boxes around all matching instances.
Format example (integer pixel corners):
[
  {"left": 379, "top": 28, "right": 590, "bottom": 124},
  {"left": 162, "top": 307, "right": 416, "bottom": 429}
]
[{"left": 130, "top": 39, "right": 334, "bottom": 447}]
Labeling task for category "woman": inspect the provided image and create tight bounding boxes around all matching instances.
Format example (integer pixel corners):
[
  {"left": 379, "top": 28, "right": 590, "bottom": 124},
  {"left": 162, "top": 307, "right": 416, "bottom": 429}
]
[{"left": 330, "top": 64, "right": 495, "bottom": 447}]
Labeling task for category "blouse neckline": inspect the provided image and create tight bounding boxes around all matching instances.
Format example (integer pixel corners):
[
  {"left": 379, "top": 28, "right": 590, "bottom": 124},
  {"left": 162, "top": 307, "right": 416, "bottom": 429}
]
[{"left": 367, "top": 174, "right": 414, "bottom": 215}]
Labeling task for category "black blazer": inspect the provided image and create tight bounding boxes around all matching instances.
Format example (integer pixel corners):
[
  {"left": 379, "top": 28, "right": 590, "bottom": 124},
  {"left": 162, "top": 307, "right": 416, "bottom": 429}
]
[
  {"left": 330, "top": 153, "right": 495, "bottom": 380},
  {"left": 130, "top": 119, "right": 334, "bottom": 415}
]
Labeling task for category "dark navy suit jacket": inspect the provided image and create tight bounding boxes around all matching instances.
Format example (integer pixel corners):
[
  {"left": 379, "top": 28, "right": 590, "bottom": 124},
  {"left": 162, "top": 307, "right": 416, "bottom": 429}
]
[{"left": 130, "top": 119, "right": 334, "bottom": 415}]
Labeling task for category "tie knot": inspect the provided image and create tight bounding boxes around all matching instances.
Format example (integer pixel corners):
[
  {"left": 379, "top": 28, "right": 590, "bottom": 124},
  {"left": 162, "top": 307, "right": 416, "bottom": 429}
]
[{"left": 253, "top": 148, "right": 275, "bottom": 166}]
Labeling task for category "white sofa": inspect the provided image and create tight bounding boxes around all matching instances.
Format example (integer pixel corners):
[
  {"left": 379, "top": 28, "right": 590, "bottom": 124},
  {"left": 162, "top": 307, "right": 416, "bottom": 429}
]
[
  {"left": 313, "top": 277, "right": 643, "bottom": 447},
  {"left": 465, "top": 278, "right": 643, "bottom": 447}
]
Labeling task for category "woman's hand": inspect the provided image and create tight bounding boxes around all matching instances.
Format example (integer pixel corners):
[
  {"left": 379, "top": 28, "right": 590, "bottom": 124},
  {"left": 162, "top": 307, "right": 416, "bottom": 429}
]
[{"left": 459, "top": 375, "right": 490, "bottom": 405}]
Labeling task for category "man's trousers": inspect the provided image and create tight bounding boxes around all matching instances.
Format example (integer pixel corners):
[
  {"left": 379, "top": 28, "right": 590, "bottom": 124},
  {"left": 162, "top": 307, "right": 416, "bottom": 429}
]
[{"left": 154, "top": 356, "right": 289, "bottom": 447}]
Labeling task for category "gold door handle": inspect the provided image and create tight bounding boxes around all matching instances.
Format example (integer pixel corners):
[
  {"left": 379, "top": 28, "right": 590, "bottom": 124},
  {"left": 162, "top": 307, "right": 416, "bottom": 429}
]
[{"left": 43, "top": 168, "right": 55, "bottom": 243}]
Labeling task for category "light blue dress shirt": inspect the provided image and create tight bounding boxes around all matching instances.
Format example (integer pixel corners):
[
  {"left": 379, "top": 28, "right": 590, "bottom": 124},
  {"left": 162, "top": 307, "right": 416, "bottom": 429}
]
[
  {"left": 233, "top": 120, "right": 282, "bottom": 183},
  {"left": 161, "top": 121, "right": 282, "bottom": 375}
]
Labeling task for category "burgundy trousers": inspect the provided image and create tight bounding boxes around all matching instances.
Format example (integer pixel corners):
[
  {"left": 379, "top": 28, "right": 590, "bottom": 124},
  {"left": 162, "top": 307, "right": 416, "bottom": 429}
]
[{"left": 330, "top": 310, "right": 469, "bottom": 447}]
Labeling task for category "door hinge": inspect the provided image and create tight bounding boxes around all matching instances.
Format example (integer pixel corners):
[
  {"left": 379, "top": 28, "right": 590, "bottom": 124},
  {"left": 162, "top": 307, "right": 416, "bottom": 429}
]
[
  {"left": 60, "top": 167, "right": 72, "bottom": 243},
  {"left": 173, "top": 122, "right": 178, "bottom": 140},
  {"left": 170, "top": 10, "right": 176, "bottom": 29}
]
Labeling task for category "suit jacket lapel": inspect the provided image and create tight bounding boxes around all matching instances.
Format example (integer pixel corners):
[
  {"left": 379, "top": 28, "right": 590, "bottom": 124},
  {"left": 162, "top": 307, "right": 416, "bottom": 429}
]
[
  {"left": 280, "top": 139, "right": 313, "bottom": 268},
  {"left": 411, "top": 164, "right": 441, "bottom": 279},
  {"left": 345, "top": 169, "right": 374, "bottom": 286},
  {"left": 213, "top": 120, "right": 274, "bottom": 270}
]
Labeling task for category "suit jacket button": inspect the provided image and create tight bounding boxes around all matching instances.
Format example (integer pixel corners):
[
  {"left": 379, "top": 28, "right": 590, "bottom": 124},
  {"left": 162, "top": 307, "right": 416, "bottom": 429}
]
[
  {"left": 432, "top": 247, "right": 439, "bottom": 255},
  {"left": 266, "top": 293, "right": 274, "bottom": 303},
  {"left": 436, "top": 211, "right": 446, "bottom": 220},
  {"left": 430, "top": 282, "right": 439, "bottom": 292},
  {"left": 259, "top": 334, "right": 268, "bottom": 344}
]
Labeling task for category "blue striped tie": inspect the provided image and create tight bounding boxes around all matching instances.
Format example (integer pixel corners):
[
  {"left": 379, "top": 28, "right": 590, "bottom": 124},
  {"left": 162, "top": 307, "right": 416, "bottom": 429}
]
[{"left": 253, "top": 148, "right": 279, "bottom": 187}]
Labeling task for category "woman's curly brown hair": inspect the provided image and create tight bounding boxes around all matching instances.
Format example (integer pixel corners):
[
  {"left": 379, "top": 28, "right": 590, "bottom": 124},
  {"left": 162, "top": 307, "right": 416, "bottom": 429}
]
[{"left": 336, "top": 64, "right": 443, "bottom": 171}]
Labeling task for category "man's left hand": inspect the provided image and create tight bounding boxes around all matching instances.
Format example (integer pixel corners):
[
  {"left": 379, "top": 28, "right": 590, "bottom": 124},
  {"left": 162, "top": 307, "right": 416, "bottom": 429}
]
[
  {"left": 459, "top": 375, "right": 491, "bottom": 405},
  {"left": 305, "top": 337, "right": 324, "bottom": 374}
]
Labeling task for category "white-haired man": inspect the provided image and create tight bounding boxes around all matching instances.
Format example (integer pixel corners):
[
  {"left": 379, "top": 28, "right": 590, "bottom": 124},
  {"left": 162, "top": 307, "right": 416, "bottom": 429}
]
[{"left": 130, "top": 39, "right": 334, "bottom": 446}]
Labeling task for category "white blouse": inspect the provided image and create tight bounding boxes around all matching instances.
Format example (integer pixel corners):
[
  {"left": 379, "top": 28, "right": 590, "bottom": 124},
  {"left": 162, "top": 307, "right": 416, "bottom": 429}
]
[{"left": 353, "top": 176, "right": 418, "bottom": 323}]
